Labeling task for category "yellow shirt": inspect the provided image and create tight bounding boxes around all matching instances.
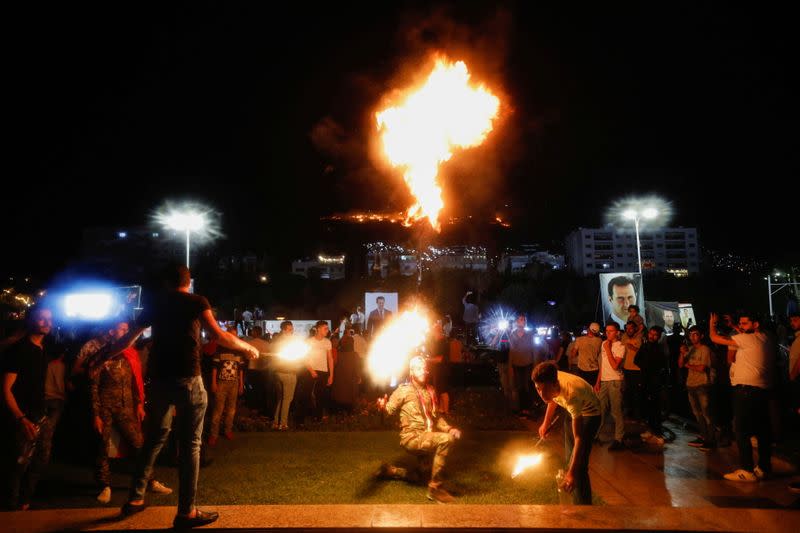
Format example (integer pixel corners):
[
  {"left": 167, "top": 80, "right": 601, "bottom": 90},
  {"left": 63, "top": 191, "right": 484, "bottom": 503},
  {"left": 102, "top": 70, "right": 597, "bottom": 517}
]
[{"left": 554, "top": 371, "right": 601, "bottom": 418}]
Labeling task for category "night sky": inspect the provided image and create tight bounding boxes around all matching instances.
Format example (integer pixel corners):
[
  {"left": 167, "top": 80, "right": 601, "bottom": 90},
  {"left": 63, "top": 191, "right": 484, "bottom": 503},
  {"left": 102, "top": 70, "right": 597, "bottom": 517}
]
[{"left": 6, "top": 2, "right": 796, "bottom": 279}]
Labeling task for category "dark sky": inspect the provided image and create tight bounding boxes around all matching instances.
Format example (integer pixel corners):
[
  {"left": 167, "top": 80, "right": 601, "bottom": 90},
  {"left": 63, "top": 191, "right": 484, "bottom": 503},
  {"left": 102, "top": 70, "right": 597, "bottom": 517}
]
[{"left": 6, "top": 2, "right": 797, "bottom": 278}]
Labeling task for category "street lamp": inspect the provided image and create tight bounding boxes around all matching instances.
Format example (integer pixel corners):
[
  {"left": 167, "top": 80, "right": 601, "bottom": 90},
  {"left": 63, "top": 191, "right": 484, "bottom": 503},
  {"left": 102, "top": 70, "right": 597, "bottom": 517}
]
[
  {"left": 622, "top": 207, "right": 658, "bottom": 274},
  {"left": 162, "top": 211, "right": 207, "bottom": 268}
]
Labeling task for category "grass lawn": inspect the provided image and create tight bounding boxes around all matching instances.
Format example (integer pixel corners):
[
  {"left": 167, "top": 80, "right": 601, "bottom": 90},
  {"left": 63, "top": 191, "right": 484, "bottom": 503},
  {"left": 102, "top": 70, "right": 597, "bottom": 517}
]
[{"left": 35, "top": 430, "right": 600, "bottom": 508}]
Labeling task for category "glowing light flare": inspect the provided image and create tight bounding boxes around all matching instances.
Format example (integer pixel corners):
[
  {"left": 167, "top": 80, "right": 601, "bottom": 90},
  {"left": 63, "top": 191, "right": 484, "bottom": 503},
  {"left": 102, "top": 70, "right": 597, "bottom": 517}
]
[
  {"left": 376, "top": 58, "right": 500, "bottom": 231},
  {"left": 276, "top": 338, "right": 311, "bottom": 362},
  {"left": 367, "top": 309, "right": 430, "bottom": 382},
  {"left": 64, "top": 293, "right": 114, "bottom": 319},
  {"left": 511, "top": 453, "right": 544, "bottom": 479}
]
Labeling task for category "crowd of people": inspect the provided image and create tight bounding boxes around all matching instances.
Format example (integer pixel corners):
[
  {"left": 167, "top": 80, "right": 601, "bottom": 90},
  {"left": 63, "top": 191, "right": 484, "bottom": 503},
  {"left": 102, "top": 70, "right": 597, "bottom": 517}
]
[
  {"left": 0, "top": 265, "right": 464, "bottom": 518},
  {"left": 520, "top": 307, "right": 800, "bottom": 503},
  {"left": 2, "top": 265, "right": 799, "bottom": 516}
]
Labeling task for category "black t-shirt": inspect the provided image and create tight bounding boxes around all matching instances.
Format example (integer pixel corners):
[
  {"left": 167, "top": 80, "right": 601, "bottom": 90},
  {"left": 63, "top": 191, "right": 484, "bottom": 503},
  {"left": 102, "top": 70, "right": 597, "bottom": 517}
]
[
  {"left": 558, "top": 339, "right": 570, "bottom": 370},
  {"left": 138, "top": 291, "right": 212, "bottom": 380},
  {"left": 0, "top": 337, "right": 47, "bottom": 420}
]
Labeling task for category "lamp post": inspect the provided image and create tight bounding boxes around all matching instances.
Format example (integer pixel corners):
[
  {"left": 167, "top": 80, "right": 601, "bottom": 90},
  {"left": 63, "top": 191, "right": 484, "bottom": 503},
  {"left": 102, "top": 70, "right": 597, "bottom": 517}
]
[
  {"left": 765, "top": 271, "right": 800, "bottom": 319},
  {"left": 163, "top": 211, "right": 207, "bottom": 269},
  {"left": 622, "top": 207, "right": 658, "bottom": 274}
]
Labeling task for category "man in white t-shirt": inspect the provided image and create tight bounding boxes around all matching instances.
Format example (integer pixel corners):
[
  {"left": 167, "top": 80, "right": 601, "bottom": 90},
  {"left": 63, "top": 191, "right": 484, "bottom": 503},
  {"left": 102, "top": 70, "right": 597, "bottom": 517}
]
[
  {"left": 533, "top": 362, "right": 601, "bottom": 505},
  {"left": 304, "top": 320, "right": 334, "bottom": 420},
  {"left": 596, "top": 322, "right": 626, "bottom": 450},
  {"left": 709, "top": 312, "right": 773, "bottom": 482}
]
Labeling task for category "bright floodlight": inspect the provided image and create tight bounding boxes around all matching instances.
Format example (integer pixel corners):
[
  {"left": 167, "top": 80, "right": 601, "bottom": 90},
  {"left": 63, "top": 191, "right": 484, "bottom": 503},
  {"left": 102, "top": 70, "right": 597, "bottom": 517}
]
[
  {"left": 65, "top": 293, "right": 113, "bottom": 319},
  {"left": 610, "top": 197, "right": 671, "bottom": 275},
  {"left": 164, "top": 211, "right": 206, "bottom": 232},
  {"left": 642, "top": 207, "right": 658, "bottom": 219},
  {"left": 155, "top": 203, "right": 216, "bottom": 269}
]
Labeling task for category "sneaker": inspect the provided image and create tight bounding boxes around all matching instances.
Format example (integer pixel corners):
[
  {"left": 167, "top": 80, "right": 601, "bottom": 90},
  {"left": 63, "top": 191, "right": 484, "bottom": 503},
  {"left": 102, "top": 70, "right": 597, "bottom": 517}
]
[
  {"left": 278, "top": 424, "right": 289, "bottom": 431},
  {"left": 208, "top": 436, "right": 218, "bottom": 447},
  {"left": 96, "top": 486, "right": 111, "bottom": 504},
  {"left": 120, "top": 501, "right": 146, "bottom": 516},
  {"left": 427, "top": 486, "right": 455, "bottom": 503},
  {"left": 374, "top": 463, "right": 392, "bottom": 479},
  {"left": 688, "top": 438, "right": 704, "bottom": 448},
  {"left": 754, "top": 466, "right": 770, "bottom": 480},
  {"left": 608, "top": 440, "right": 625, "bottom": 451},
  {"left": 173, "top": 509, "right": 219, "bottom": 529},
  {"left": 640, "top": 431, "right": 653, "bottom": 440},
  {"left": 270, "top": 422, "right": 279, "bottom": 430},
  {"left": 148, "top": 480, "right": 172, "bottom": 495},
  {"left": 724, "top": 469, "right": 758, "bottom": 482},
  {"left": 788, "top": 481, "right": 800, "bottom": 493},
  {"left": 224, "top": 432, "right": 234, "bottom": 441}
]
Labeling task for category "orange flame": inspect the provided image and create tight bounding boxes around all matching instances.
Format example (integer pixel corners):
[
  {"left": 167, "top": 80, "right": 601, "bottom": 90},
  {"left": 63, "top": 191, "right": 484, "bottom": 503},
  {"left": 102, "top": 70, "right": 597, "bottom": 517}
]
[{"left": 376, "top": 58, "right": 500, "bottom": 231}]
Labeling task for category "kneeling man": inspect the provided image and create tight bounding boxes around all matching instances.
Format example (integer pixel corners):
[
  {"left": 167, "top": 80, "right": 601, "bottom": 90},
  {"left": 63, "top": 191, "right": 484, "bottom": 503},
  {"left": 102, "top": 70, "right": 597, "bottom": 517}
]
[{"left": 377, "top": 356, "right": 461, "bottom": 503}]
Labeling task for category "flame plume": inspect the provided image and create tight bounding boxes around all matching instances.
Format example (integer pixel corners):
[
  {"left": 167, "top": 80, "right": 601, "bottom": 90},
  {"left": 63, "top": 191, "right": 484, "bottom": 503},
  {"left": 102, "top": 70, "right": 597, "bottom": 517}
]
[{"left": 376, "top": 58, "right": 500, "bottom": 231}]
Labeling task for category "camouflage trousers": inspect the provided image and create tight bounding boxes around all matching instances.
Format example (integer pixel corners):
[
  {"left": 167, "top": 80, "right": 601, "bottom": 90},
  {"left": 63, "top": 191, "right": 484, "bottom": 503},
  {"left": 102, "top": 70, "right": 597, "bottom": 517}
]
[
  {"left": 390, "top": 430, "right": 455, "bottom": 487},
  {"left": 96, "top": 405, "right": 142, "bottom": 487},
  {"left": 210, "top": 380, "right": 239, "bottom": 437}
]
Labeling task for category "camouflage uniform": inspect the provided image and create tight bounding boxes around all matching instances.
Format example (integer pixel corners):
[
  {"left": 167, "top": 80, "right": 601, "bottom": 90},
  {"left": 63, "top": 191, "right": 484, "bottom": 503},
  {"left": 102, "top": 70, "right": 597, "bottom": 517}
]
[
  {"left": 209, "top": 350, "right": 245, "bottom": 437},
  {"left": 91, "top": 355, "right": 143, "bottom": 486},
  {"left": 385, "top": 382, "right": 455, "bottom": 487}
]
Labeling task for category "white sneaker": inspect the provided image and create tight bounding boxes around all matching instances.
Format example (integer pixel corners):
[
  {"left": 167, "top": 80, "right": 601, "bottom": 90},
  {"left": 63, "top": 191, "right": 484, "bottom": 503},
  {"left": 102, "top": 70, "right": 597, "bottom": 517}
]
[
  {"left": 148, "top": 480, "right": 173, "bottom": 495},
  {"left": 96, "top": 486, "right": 111, "bottom": 504},
  {"left": 724, "top": 469, "right": 758, "bottom": 482}
]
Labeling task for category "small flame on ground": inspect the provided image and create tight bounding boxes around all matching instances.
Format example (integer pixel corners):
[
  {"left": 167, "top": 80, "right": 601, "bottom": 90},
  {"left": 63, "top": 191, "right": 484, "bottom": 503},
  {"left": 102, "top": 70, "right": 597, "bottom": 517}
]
[{"left": 511, "top": 453, "right": 543, "bottom": 478}]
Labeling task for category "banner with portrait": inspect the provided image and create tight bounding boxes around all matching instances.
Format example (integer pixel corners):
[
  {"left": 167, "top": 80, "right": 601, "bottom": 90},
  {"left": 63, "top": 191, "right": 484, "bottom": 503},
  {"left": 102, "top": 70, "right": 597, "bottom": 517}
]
[
  {"left": 364, "top": 292, "right": 398, "bottom": 338},
  {"left": 678, "top": 303, "right": 697, "bottom": 330},
  {"left": 599, "top": 273, "right": 645, "bottom": 330},
  {"left": 645, "top": 301, "right": 679, "bottom": 335}
]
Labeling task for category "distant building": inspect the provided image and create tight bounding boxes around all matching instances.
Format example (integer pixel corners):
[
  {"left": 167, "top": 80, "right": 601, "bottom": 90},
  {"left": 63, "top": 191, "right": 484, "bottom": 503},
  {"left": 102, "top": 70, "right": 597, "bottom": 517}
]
[
  {"left": 565, "top": 227, "right": 700, "bottom": 277},
  {"left": 292, "top": 254, "right": 346, "bottom": 280},
  {"left": 498, "top": 245, "right": 565, "bottom": 274},
  {"left": 365, "top": 243, "right": 488, "bottom": 278}
]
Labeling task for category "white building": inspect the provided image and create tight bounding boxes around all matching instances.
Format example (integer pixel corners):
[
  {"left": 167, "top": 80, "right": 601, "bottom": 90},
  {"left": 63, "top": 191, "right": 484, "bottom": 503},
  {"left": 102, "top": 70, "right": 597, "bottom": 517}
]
[
  {"left": 565, "top": 227, "right": 700, "bottom": 277},
  {"left": 498, "top": 246, "right": 565, "bottom": 274},
  {"left": 365, "top": 244, "right": 488, "bottom": 278},
  {"left": 291, "top": 254, "right": 346, "bottom": 280}
]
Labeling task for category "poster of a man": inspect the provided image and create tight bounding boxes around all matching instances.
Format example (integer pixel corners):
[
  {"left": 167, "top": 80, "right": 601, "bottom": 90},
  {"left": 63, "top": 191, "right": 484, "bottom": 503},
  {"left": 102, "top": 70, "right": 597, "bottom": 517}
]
[
  {"left": 600, "top": 273, "right": 645, "bottom": 330},
  {"left": 678, "top": 304, "right": 696, "bottom": 329},
  {"left": 645, "top": 302, "right": 680, "bottom": 335},
  {"left": 365, "top": 292, "right": 398, "bottom": 338}
]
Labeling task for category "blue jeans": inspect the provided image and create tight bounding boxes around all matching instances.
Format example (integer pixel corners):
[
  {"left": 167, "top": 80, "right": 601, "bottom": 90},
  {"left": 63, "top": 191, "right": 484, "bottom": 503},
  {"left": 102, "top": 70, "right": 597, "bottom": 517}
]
[
  {"left": 129, "top": 376, "right": 207, "bottom": 515},
  {"left": 564, "top": 414, "right": 601, "bottom": 505},
  {"left": 687, "top": 385, "right": 714, "bottom": 444}
]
